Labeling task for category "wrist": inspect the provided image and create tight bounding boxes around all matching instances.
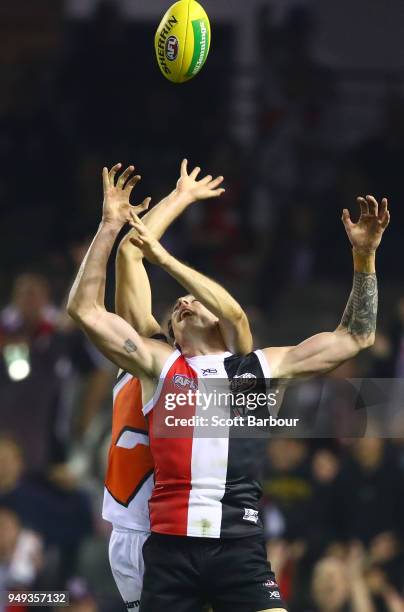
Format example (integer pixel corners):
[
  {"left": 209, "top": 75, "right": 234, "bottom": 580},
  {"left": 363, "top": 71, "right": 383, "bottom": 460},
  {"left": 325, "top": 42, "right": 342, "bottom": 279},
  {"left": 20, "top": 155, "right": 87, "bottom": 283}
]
[
  {"left": 352, "top": 248, "right": 376, "bottom": 273},
  {"left": 156, "top": 248, "right": 172, "bottom": 268},
  {"left": 171, "top": 189, "right": 194, "bottom": 207},
  {"left": 100, "top": 219, "right": 124, "bottom": 233}
]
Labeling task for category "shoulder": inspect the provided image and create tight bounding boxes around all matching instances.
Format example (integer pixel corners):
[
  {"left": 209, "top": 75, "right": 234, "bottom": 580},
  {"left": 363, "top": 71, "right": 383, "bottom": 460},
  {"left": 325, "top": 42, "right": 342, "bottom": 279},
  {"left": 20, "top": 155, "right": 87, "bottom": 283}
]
[{"left": 224, "top": 350, "right": 271, "bottom": 379}]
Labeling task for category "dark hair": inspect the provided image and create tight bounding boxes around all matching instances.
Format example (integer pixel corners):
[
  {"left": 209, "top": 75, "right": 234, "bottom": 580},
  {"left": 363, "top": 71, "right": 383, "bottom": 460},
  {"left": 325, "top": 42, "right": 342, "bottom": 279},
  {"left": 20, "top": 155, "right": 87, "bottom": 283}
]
[
  {"left": 167, "top": 318, "right": 175, "bottom": 341},
  {"left": 167, "top": 317, "right": 182, "bottom": 351}
]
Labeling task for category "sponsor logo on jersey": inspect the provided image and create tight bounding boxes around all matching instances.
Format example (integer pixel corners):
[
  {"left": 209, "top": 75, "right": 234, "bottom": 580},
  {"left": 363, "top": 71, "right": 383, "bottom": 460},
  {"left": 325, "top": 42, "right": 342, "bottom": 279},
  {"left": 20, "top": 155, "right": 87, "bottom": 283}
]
[
  {"left": 173, "top": 374, "right": 198, "bottom": 391},
  {"left": 165, "top": 35, "right": 179, "bottom": 61},
  {"left": 263, "top": 579, "right": 278, "bottom": 588},
  {"left": 243, "top": 508, "right": 259, "bottom": 523},
  {"left": 202, "top": 368, "right": 218, "bottom": 376},
  {"left": 125, "top": 600, "right": 140, "bottom": 609},
  {"left": 230, "top": 372, "right": 257, "bottom": 393}
]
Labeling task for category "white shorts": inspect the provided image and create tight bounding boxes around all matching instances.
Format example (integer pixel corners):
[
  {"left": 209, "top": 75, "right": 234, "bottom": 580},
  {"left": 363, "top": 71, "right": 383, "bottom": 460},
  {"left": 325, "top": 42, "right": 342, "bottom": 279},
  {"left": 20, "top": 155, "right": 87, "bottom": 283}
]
[{"left": 109, "top": 526, "right": 150, "bottom": 610}]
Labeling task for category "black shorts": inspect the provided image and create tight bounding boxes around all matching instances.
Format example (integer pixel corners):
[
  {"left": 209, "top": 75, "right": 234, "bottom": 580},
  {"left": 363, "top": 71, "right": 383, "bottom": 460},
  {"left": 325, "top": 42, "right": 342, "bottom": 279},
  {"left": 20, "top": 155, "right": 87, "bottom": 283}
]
[{"left": 140, "top": 533, "right": 287, "bottom": 612}]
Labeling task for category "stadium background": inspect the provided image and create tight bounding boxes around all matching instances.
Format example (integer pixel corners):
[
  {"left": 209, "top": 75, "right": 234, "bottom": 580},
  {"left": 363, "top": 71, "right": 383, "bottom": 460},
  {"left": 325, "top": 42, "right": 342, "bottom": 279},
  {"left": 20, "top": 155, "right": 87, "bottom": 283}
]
[{"left": 0, "top": 0, "right": 403, "bottom": 610}]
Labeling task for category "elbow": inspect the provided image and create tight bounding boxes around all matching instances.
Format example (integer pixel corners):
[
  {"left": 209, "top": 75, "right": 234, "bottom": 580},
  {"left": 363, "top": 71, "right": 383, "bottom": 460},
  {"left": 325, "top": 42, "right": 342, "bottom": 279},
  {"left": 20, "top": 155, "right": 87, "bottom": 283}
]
[
  {"left": 362, "top": 332, "right": 376, "bottom": 350},
  {"left": 66, "top": 302, "right": 86, "bottom": 325},
  {"left": 66, "top": 297, "right": 79, "bottom": 321},
  {"left": 66, "top": 298, "right": 98, "bottom": 328},
  {"left": 354, "top": 332, "right": 376, "bottom": 351},
  {"left": 232, "top": 308, "right": 249, "bottom": 327},
  {"left": 66, "top": 292, "right": 83, "bottom": 322},
  {"left": 233, "top": 311, "right": 253, "bottom": 354}
]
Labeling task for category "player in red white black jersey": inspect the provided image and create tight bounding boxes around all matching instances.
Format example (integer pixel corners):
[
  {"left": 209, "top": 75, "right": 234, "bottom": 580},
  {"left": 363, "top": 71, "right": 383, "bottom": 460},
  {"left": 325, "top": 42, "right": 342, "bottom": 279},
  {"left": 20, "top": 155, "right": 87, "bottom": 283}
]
[
  {"left": 68, "top": 160, "right": 389, "bottom": 611},
  {"left": 100, "top": 160, "right": 236, "bottom": 609}
]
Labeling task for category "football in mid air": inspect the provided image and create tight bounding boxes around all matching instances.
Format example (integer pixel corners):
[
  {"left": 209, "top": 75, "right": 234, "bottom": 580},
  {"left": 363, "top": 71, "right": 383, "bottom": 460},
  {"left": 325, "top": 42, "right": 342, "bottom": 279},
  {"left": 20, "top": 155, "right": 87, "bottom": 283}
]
[{"left": 155, "top": 0, "right": 211, "bottom": 83}]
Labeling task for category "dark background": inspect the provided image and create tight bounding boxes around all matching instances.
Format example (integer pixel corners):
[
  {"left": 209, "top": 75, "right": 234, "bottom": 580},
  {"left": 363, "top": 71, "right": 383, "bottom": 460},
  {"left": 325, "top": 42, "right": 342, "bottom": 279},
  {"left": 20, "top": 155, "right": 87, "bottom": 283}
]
[{"left": 0, "top": 1, "right": 403, "bottom": 611}]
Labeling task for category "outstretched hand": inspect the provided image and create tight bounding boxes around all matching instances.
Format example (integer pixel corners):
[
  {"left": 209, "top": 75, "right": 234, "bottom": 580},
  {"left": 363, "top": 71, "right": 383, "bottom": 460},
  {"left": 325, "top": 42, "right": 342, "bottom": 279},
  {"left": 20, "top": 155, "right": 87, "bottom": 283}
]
[
  {"left": 102, "top": 163, "right": 151, "bottom": 228},
  {"left": 342, "top": 195, "right": 390, "bottom": 254},
  {"left": 174, "top": 158, "right": 225, "bottom": 204}
]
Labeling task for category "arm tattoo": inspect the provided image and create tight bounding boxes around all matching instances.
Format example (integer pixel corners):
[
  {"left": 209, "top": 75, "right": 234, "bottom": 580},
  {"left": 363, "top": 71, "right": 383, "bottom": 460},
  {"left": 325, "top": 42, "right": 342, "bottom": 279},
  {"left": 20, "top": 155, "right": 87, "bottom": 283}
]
[
  {"left": 340, "top": 272, "right": 378, "bottom": 337},
  {"left": 123, "top": 339, "right": 137, "bottom": 354}
]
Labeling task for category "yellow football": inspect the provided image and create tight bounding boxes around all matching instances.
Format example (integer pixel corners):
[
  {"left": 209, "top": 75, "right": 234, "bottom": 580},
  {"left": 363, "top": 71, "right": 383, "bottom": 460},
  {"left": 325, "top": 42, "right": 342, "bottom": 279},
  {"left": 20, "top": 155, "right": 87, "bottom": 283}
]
[{"left": 155, "top": 0, "right": 211, "bottom": 83}]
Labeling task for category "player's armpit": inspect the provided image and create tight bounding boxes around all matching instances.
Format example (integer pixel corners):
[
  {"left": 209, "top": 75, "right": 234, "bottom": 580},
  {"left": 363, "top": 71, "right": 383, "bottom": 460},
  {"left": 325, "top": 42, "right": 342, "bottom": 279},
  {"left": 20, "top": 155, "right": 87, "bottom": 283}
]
[{"left": 76, "top": 306, "right": 173, "bottom": 378}]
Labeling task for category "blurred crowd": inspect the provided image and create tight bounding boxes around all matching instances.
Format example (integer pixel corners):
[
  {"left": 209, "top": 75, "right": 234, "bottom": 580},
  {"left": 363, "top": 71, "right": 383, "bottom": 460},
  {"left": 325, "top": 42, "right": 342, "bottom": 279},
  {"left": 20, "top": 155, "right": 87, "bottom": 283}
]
[{"left": 1, "top": 0, "right": 403, "bottom": 611}]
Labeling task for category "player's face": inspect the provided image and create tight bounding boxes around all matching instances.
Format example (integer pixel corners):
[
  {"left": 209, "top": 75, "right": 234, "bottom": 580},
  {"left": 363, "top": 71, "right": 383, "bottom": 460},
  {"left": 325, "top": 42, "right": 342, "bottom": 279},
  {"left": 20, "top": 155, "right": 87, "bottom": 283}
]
[{"left": 170, "top": 295, "right": 219, "bottom": 340}]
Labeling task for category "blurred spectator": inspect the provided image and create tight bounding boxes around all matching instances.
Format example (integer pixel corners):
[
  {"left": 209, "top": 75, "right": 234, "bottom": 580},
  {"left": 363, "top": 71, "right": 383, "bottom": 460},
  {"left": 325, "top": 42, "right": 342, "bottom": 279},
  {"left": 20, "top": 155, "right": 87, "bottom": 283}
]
[
  {"left": 310, "top": 547, "right": 375, "bottom": 612},
  {"left": 370, "top": 296, "right": 404, "bottom": 378},
  {"left": 0, "top": 273, "right": 58, "bottom": 343},
  {"left": 336, "top": 440, "right": 404, "bottom": 544},
  {"left": 0, "top": 507, "right": 43, "bottom": 591},
  {"left": 0, "top": 269, "right": 114, "bottom": 470},
  {"left": 0, "top": 436, "right": 93, "bottom": 587},
  {"left": 368, "top": 532, "right": 404, "bottom": 603},
  {"left": 263, "top": 439, "right": 313, "bottom": 540},
  {"left": 310, "top": 447, "right": 343, "bottom": 547},
  {"left": 263, "top": 440, "right": 314, "bottom": 602}
]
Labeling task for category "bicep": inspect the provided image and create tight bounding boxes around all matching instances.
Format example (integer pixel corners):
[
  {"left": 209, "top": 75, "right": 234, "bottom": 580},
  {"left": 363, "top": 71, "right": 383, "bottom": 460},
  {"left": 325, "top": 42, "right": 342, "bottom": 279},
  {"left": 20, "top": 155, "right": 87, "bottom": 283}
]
[
  {"left": 80, "top": 307, "right": 158, "bottom": 377},
  {"left": 264, "top": 330, "right": 359, "bottom": 379}
]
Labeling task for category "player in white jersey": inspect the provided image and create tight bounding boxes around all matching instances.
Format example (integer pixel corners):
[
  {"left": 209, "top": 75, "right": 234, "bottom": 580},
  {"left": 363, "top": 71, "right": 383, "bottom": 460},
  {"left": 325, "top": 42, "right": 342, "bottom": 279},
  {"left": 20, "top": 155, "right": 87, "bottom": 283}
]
[
  {"left": 98, "top": 161, "right": 252, "bottom": 609},
  {"left": 68, "top": 160, "right": 389, "bottom": 611}
]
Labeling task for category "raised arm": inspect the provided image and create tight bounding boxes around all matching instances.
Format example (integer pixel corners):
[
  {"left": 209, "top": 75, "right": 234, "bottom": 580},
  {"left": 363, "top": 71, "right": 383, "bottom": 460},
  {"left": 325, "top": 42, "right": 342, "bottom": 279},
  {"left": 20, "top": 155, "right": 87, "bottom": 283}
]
[
  {"left": 262, "top": 196, "right": 390, "bottom": 379},
  {"left": 115, "top": 159, "right": 225, "bottom": 337},
  {"left": 67, "top": 164, "right": 173, "bottom": 378},
  {"left": 128, "top": 211, "right": 253, "bottom": 355}
]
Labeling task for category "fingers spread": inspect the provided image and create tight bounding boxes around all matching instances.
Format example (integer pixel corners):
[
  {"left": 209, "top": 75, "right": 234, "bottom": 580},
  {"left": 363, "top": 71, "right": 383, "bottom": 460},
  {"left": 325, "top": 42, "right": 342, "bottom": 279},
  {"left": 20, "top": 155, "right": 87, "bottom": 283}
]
[
  {"left": 208, "top": 176, "right": 224, "bottom": 190},
  {"left": 380, "top": 209, "right": 390, "bottom": 229},
  {"left": 199, "top": 174, "right": 213, "bottom": 185},
  {"left": 341, "top": 208, "right": 353, "bottom": 229},
  {"left": 133, "top": 197, "right": 151, "bottom": 214},
  {"left": 109, "top": 163, "right": 122, "bottom": 186},
  {"left": 190, "top": 166, "right": 201, "bottom": 180},
  {"left": 366, "top": 195, "right": 378, "bottom": 216},
  {"left": 378, "top": 197, "right": 388, "bottom": 219},
  {"left": 181, "top": 158, "right": 188, "bottom": 177},
  {"left": 207, "top": 188, "right": 226, "bottom": 199},
  {"left": 102, "top": 167, "right": 109, "bottom": 192},
  {"left": 357, "top": 196, "right": 369, "bottom": 216},
  {"left": 125, "top": 174, "right": 141, "bottom": 193},
  {"left": 118, "top": 165, "right": 135, "bottom": 188}
]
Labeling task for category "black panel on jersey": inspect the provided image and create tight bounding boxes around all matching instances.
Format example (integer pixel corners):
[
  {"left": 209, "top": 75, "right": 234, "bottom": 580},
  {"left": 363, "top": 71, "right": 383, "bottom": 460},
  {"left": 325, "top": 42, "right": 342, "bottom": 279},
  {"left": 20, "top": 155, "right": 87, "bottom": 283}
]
[{"left": 219, "top": 353, "right": 268, "bottom": 538}]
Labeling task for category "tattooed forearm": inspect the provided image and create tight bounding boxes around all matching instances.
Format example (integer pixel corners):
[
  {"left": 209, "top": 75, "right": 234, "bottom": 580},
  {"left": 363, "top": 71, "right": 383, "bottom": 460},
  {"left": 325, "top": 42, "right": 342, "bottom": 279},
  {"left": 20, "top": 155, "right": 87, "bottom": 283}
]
[
  {"left": 340, "top": 272, "right": 378, "bottom": 337},
  {"left": 124, "top": 339, "right": 137, "bottom": 353}
]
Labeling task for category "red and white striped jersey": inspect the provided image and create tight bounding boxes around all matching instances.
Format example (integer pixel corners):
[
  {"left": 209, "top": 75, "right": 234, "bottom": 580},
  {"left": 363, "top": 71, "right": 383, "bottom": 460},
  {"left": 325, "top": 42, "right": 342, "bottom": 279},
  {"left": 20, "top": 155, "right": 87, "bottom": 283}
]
[
  {"left": 102, "top": 372, "right": 154, "bottom": 531},
  {"left": 143, "top": 349, "right": 270, "bottom": 539}
]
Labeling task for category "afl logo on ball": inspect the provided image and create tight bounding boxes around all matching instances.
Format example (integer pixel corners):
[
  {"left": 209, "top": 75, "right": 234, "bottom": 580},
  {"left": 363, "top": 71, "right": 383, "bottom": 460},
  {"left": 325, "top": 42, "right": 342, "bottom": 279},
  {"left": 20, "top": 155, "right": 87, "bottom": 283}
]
[{"left": 165, "top": 36, "right": 179, "bottom": 61}]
